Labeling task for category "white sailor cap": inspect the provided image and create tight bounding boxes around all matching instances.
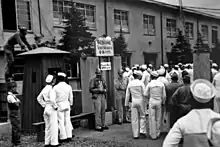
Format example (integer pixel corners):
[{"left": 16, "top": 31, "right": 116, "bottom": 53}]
[
  {"left": 58, "top": 72, "right": 66, "bottom": 77},
  {"left": 45, "top": 75, "right": 53, "bottom": 83}
]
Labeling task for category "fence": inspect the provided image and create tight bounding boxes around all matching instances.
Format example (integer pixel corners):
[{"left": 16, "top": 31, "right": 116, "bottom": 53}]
[{"left": 0, "top": 83, "right": 7, "bottom": 122}]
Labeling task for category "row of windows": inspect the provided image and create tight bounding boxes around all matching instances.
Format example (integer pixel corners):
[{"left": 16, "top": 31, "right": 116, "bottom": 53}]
[{"left": 52, "top": 0, "right": 219, "bottom": 44}]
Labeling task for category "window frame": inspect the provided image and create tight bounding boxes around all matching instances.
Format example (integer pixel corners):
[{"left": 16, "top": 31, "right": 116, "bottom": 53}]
[
  {"left": 143, "top": 14, "right": 156, "bottom": 36},
  {"left": 52, "top": 0, "right": 96, "bottom": 30},
  {"left": 2, "top": 0, "right": 32, "bottom": 32},
  {"left": 185, "top": 22, "right": 194, "bottom": 39},
  {"left": 113, "top": 9, "right": 130, "bottom": 33},
  {"left": 212, "top": 26, "right": 218, "bottom": 45},
  {"left": 166, "top": 18, "right": 177, "bottom": 38},
  {"left": 16, "top": 0, "right": 32, "bottom": 31},
  {"left": 201, "top": 24, "right": 209, "bottom": 41}
]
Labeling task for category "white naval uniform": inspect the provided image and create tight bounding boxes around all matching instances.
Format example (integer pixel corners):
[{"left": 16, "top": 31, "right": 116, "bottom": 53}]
[
  {"left": 163, "top": 109, "right": 220, "bottom": 147},
  {"left": 53, "top": 82, "right": 73, "bottom": 140},
  {"left": 37, "top": 85, "right": 59, "bottom": 146},
  {"left": 141, "top": 70, "right": 151, "bottom": 115},
  {"left": 125, "top": 79, "right": 147, "bottom": 138},
  {"left": 145, "top": 79, "right": 166, "bottom": 139}
]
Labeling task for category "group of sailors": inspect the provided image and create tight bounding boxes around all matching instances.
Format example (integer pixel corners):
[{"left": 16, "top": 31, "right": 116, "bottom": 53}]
[
  {"left": 7, "top": 72, "right": 74, "bottom": 147},
  {"left": 114, "top": 62, "right": 220, "bottom": 146}
]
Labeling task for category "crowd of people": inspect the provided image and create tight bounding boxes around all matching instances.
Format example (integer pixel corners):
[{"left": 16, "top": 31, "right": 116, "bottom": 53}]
[
  {"left": 112, "top": 62, "right": 220, "bottom": 146},
  {"left": 7, "top": 73, "right": 74, "bottom": 147}
]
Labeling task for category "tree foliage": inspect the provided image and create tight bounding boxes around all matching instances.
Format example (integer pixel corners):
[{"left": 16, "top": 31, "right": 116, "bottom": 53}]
[
  {"left": 58, "top": 4, "right": 96, "bottom": 62},
  {"left": 169, "top": 30, "right": 193, "bottom": 65}
]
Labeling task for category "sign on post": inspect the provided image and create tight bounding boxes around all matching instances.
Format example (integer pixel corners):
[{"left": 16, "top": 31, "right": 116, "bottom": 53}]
[
  {"left": 100, "top": 62, "right": 111, "bottom": 70},
  {"left": 95, "top": 37, "right": 114, "bottom": 57}
]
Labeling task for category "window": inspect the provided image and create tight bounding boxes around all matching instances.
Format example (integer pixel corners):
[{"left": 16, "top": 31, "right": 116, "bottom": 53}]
[
  {"left": 143, "top": 14, "right": 155, "bottom": 36},
  {"left": 52, "top": 0, "right": 96, "bottom": 29},
  {"left": 2, "top": 0, "right": 31, "bottom": 31},
  {"left": 114, "top": 9, "right": 129, "bottom": 33},
  {"left": 185, "top": 22, "right": 194, "bottom": 39},
  {"left": 166, "top": 19, "right": 176, "bottom": 37},
  {"left": 212, "top": 26, "right": 218, "bottom": 44},
  {"left": 201, "top": 25, "right": 209, "bottom": 41}
]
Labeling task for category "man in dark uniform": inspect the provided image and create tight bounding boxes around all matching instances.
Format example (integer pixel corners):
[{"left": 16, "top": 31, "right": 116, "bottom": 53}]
[
  {"left": 165, "top": 72, "right": 183, "bottom": 128},
  {"left": 4, "top": 27, "right": 32, "bottom": 81}
]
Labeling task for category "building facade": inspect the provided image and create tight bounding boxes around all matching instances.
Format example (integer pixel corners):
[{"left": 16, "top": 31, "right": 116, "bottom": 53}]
[{"left": 0, "top": 0, "right": 219, "bottom": 82}]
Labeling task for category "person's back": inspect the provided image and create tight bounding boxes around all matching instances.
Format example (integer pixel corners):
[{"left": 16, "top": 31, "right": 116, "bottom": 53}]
[
  {"left": 146, "top": 79, "right": 165, "bottom": 101},
  {"left": 127, "top": 79, "right": 144, "bottom": 100},
  {"left": 54, "top": 82, "right": 72, "bottom": 103}
]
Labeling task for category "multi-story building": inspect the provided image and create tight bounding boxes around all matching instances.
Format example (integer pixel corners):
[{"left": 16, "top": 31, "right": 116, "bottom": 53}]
[{"left": 0, "top": 0, "right": 219, "bottom": 83}]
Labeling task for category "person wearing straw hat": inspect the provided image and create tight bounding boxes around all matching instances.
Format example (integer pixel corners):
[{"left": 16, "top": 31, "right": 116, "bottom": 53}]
[
  {"left": 163, "top": 79, "right": 220, "bottom": 147},
  {"left": 125, "top": 70, "right": 147, "bottom": 139},
  {"left": 53, "top": 72, "right": 73, "bottom": 143},
  {"left": 7, "top": 81, "right": 21, "bottom": 146},
  {"left": 37, "top": 75, "right": 59, "bottom": 147},
  {"left": 89, "top": 68, "right": 108, "bottom": 131},
  {"left": 144, "top": 71, "right": 166, "bottom": 139},
  {"left": 115, "top": 69, "right": 128, "bottom": 124}
]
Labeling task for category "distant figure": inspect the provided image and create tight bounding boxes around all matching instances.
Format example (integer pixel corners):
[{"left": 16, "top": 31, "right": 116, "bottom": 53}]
[
  {"left": 7, "top": 81, "right": 21, "bottom": 146},
  {"left": 37, "top": 75, "right": 59, "bottom": 147},
  {"left": 32, "top": 34, "right": 45, "bottom": 49},
  {"left": 89, "top": 68, "right": 108, "bottom": 132},
  {"left": 4, "top": 27, "right": 32, "bottom": 81}
]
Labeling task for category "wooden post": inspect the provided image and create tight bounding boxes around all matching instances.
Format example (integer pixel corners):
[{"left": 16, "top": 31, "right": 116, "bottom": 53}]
[{"left": 193, "top": 33, "right": 211, "bottom": 81}]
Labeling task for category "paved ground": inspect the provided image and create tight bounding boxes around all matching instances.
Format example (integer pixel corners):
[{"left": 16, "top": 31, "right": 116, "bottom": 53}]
[
  {"left": 74, "top": 123, "right": 166, "bottom": 147},
  {"left": 0, "top": 123, "right": 166, "bottom": 147}
]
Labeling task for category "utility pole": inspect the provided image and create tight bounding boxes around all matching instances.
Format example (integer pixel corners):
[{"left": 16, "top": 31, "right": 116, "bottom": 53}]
[{"left": 179, "top": 0, "right": 185, "bottom": 35}]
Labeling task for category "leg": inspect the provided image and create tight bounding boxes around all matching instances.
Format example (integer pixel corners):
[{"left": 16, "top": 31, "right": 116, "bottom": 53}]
[
  {"left": 149, "top": 101, "right": 157, "bottom": 139},
  {"left": 57, "top": 111, "right": 67, "bottom": 140},
  {"left": 43, "top": 113, "right": 50, "bottom": 145},
  {"left": 93, "top": 96, "right": 102, "bottom": 129},
  {"left": 139, "top": 102, "right": 147, "bottom": 135},
  {"left": 50, "top": 110, "right": 59, "bottom": 146},
  {"left": 4, "top": 51, "right": 14, "bottom": 80},
  {"left": 64, "top": 108, "right": 73, "bottom": 138},
  {"left": 10, "top": 111, "right": 21, "bottom": 145},
  {"left": 131, "top": 105, "right": 139, "bottom": 138},
  {"left": 156, "top": 102, "right": 162, "bottom": 138},
  {"left": 116, "top": 97, "right": 123, "bottom": 124},
  {"left": 122, "top": 97, "right": 126, "bottom": 122},
  {"left": 101, "top": 95, "right": 107, "bottom": 128}
]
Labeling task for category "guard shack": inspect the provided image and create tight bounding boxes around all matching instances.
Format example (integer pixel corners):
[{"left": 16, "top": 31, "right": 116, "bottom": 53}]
[{"left": 18, "top": 47, "right": 69, "bottom": 132}]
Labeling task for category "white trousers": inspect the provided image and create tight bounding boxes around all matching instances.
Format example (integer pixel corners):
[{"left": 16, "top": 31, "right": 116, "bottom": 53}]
[
  {"left": 43, "top": 105, "right": 59, "bottom": 146},
  {"left": 57, "top": 109, "right": 73, "bottom": 140},
  {"left": 131, "top": 99, "right": 147, "bottom": 138},
  {"left": 149, "top": 99, "right": 162, "bottom": 139}
]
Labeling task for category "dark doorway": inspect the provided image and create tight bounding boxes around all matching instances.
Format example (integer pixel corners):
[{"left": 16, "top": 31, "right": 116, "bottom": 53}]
[{"left": 143, "top": 52, "right": 157, "bottom": 68}]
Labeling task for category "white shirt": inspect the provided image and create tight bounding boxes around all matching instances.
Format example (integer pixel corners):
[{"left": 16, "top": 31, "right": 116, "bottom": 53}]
[
  {"left": 7, "top": 92, "right": 20, "bottom": 103},
  {"left": 144, "top": 79, "right": 166, "bottom": 102},
  {"left": 53, "top": 82, "right": 73, "bottom": 106},
  {"left": 163, "top": 109, "right": 220, "bottom": 147},
  {"left": 125, "top": 79, "right": 145, "bottom": 106},
  {"left": 37, "top": 85, "right": 57, "bottom": 108},
  {"left": 141, "top": 70, "right": 150, "bottom": 86},
  {"left": 213, "top": 72, "right": 220, "bottom": 91}
]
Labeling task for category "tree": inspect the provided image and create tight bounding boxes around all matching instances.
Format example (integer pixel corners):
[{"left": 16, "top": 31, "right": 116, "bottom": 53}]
[
  {"left": 113, "top": 29, "right": 128, "bottom": 66},
  {"left": 169, "top": 30, "right": 193, "bottom": 65},
  {"left": 58, "top": 4, "right": 96, "bottom": 60}
]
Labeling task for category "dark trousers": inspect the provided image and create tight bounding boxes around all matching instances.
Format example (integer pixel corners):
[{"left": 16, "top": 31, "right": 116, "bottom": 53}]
[
  {"left": 4, "top": 46, "right": 15, "bottom": 79},
  {"left": 9, "top": 110, "right": 21, "bottom": 145}
]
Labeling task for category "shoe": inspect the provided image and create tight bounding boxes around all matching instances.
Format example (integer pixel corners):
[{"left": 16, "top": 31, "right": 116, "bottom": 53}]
[
  {"left": 66, "top": 137, "right": 73, "bottom": 142},
  {"left": 102, "top": 126, "right": 109, "bottom": 130},
  {"left": 140, "top": 133, "right": 147, "bottom": 139},
  {"left": 133, "top": 137, "right": 139, "bottom": 139},
  {"left": 95, "top": 128, "right": 103, "bottom": 132},
  {"left": 51, "top": 145, "right": 61, "bottom": 147},
  {"left": 117, "top": 122, "right": 122, "bottom": 125},
  {"left": 44, "top": 145, "right": 51, "bottom": 147},
  {"left": 59, "top": 139, "right": 67, "bottom": 143}
]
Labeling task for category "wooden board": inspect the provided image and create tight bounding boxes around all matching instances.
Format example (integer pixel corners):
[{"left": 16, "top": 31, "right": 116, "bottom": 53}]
[{"left": 193, "top": 52, "right": 211, "bottom": 81}]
